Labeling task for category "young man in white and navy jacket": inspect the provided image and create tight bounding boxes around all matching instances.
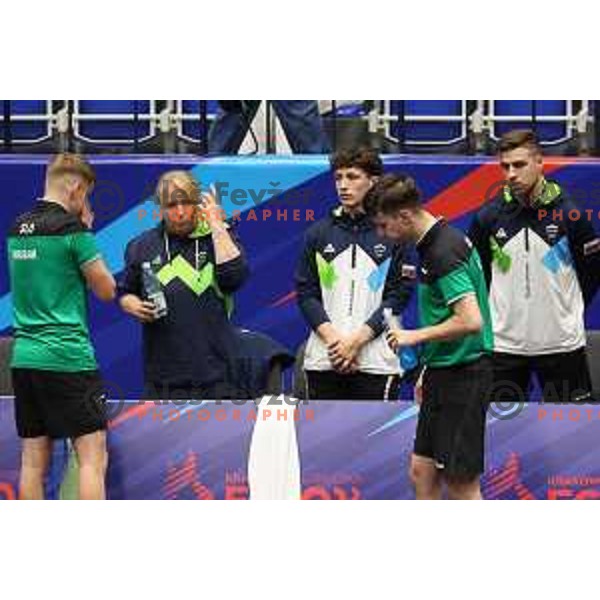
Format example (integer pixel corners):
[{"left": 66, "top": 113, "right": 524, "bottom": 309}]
[
  {"left": 295, "top": 148, "right": 417, "bottom": 400},
  {"left": 468, "top": 129, "right": 600, "bottom": 403}
]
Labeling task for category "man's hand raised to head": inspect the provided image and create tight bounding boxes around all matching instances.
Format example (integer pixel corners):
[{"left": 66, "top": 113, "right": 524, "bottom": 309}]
[{"left": 80, "top": 198, "right": 94, "bottom": 230}]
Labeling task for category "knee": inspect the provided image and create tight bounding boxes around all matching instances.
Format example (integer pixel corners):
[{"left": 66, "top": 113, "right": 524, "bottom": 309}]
[
  {"left": 21, "top": 453, "right": 47, "bottom": 471},
  {"left": 21, "top": 444, "right": 51, "bottom": 472},
  {"left": 81, "top": 448, "right": 108, "bottom": 472},
  {"left": 97, "top": 448, "right": 109, "bottom": 473},
  {"left": 76, "top": 441, "right": 108, "bottom": 473}
]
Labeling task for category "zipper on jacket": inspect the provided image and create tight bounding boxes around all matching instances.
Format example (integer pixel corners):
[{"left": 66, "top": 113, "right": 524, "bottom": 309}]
[
  {"left": 524, "top": 226, "right": 531, "bottom": 298},
  {"left": 348, "top": 228, "right": 358, "bottom": 316}
]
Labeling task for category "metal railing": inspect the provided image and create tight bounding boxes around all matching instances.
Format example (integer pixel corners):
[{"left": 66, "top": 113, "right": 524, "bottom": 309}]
[
  {"left": 0, "top": 100, "right": 597, "bottom": 155},
  {"left": 0, "top": 100, "right": 54, "bottom": 146}
]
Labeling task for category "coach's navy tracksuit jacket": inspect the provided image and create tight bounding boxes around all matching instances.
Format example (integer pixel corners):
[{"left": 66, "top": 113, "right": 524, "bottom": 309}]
[{"left": 119, "top": 221, "right": 250, "bottom": 396}]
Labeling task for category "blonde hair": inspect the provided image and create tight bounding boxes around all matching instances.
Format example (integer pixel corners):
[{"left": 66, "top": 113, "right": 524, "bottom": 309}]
[
  {"left": 155, "top": 170, "right": 201, "bottom": 207},
  {"left": 47, "top": 153, "right": 96, "bottom": 187}
]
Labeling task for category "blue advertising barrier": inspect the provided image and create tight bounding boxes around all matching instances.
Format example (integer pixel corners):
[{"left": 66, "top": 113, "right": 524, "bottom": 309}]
[{"left": 1, "top": 399, "right": 599, "bottom": 500}]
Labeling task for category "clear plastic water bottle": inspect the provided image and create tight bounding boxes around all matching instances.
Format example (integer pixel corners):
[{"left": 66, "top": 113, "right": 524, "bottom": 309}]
[
  {"left": 142, "top": 262, "right": 168, "bottom": 319},
  {"left": 399, "top": 345, "right": 419, "bottom": 372},
  {"left": 383, "top": 308, "right": 419, "bottom": 372}
]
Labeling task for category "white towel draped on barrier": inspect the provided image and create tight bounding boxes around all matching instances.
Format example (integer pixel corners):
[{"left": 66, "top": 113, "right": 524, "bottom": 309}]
[{"left": 247, "top": 395, "right": 301, "bottom": 500}]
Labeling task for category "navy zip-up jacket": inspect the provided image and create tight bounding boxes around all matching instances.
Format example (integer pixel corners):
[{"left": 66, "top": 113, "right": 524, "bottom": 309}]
[
  {"left": 468, "top": 180, "right": 600, "bottom": 355},
  {"left": 295, "top": 206, "right": 416, "bottom": 374},
  {"left": 119, "top": 221, "right": 249, "bottom": 394}
]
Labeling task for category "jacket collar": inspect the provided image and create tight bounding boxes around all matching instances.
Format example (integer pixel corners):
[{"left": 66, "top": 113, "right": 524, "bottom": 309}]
[
  {"left": 331, "top": 205, "right": 371, "bottom": 230},
  {"left": 502, "top": 178, "right": 562, "bottom": 209},
  {"left": 159, "top": 219, "right": 227, "bottom": 240}
]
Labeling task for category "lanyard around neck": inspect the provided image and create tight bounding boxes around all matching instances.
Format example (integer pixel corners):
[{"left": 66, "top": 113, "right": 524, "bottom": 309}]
[{"left": 163, "top": 231, "right": 200, "bottom": 271}]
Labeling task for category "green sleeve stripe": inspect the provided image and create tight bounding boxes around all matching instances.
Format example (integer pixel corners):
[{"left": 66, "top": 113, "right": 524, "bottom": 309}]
[
  {"left": 445, "top": 290, "right": 476, "bottom": 306},
  {"left": 80, "top": 254, "right": 101, "bottom": 267}
]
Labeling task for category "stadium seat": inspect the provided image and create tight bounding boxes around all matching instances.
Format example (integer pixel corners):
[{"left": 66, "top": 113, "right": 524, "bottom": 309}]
[
  {"left": 490, "top": 100, "right": 572, "bottom": 145},
  {"left": 320, "top": 101, "right": 373, "bottom": 150},
  {"left": 73, "top": 100, "right": 156, "bottom": 144},
  {"left": 0, "top": 101, "right": 52, "bottom": 145},
  {"left": 388, "top": 100, "right": 467, "bottom": 147},
  {"left": 176, "top": 100, "right": 219, "bottom": 143},
  {"left": 321, "top": 101, "right": 368, "bottom": 118}
]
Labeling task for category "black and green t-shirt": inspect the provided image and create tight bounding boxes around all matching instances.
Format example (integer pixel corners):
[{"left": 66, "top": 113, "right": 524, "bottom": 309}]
[
  {"left": 416, "top": 220, "right": 493, "bottom": 368},
  {"left": 7, "top": 200, "right": 101, "bottom": 371}
]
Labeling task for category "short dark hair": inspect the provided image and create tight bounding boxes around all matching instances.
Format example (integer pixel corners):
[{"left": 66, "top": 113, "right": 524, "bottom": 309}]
[
  {"left": 364, "top": 173, "right": 422, "bottom": 216},
  {"left": 329, "top": 147, "right": 383, "bottom": 177},
  {"left": 498, "top": 129, "right": 541, "bottom": 155}
]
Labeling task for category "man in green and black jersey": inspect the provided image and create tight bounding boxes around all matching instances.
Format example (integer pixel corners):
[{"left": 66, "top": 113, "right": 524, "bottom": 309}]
[
  {"left": 7, "top": 154, "right": 116, "bottom": 499},
  {"left": 366, "top": 174, "right": 493, "bottom": 500}
]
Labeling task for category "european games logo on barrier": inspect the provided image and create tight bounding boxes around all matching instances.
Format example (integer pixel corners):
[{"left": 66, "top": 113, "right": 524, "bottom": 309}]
[{"left": 161, "top": 451, "right": 363, "bottom": 500}]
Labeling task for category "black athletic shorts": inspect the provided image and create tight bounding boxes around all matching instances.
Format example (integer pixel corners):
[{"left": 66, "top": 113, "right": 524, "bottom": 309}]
[
  {"left": 492, "top": 347, "right": 593, "bottom": 403},
  {"left": 414, "top": 356, "right": 493, "bottom": 478},
  {"left": 11, "top": 368, "right": 107, "bottom": 439},
  {"left": 304, "top": 370, "right": 400, "bottom": 400}
]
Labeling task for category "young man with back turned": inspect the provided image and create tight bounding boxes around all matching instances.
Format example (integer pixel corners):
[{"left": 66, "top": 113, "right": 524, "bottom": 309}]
[{"left": 8, "top": 153, "right": 116, "bottom": 500}]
